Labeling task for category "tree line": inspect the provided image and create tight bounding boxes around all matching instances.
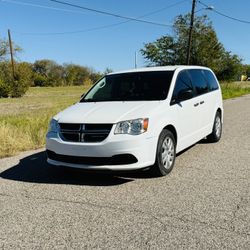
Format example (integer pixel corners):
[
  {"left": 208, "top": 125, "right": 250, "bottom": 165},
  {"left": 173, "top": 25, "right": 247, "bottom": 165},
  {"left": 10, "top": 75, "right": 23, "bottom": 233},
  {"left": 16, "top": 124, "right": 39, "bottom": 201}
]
[
  {"left": 1, "top": 14, "right": 249, "bottom": 98},
  {"left": 0, "top": 58, "right": 105, "bottom": 98}
]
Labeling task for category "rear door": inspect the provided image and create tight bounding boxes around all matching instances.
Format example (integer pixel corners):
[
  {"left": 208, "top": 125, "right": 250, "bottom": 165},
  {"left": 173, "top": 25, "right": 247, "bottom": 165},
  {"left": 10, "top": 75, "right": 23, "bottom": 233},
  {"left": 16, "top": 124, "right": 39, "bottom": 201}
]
[
  {"left": 170, "top": 70, "right": 202, "bottom": 152},
  {"left": 188, "top": 69, "right": 212, "bottom": 136}
]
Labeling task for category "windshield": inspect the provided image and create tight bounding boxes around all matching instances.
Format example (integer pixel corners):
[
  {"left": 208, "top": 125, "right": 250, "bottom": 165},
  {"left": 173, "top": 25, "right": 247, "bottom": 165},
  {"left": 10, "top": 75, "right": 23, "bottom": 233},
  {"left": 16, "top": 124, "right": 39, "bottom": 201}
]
[{"left": 80, "top": 71, "right": 174, "bottom": 102}]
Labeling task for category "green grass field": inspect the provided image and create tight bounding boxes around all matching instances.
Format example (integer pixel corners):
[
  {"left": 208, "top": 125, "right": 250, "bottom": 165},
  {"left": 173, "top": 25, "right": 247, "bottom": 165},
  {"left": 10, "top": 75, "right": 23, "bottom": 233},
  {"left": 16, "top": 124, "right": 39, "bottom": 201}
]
[
  {"left": 0, "top": 82, "right": 250, "bottom": 158},
  {"left": 220, "top": 82, "right": 250, "bottom": 99}
]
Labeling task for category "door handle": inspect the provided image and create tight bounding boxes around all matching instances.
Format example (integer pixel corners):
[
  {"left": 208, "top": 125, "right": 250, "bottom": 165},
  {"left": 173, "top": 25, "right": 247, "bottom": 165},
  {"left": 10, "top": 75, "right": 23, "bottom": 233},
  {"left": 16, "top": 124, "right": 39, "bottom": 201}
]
[
  {"left": 200, "top": 101, "right": 205, "bottom": 105},
  {"left": 194, "top": 103, "right": 199, "bottom": 107}
]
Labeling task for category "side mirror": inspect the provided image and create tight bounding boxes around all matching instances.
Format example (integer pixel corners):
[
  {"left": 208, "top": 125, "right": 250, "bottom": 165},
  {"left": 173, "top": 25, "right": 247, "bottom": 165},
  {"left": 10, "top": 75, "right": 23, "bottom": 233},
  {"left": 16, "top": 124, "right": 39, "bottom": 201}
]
[{"left": 177, "top": 89, "right": 193, "bottom": 102}]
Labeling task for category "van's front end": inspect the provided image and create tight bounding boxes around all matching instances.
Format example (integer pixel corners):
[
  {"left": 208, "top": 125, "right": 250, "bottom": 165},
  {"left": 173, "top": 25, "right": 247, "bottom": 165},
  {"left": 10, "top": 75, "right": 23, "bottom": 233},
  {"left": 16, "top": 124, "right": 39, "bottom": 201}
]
[
  {"left": 46, "top": 117, "right": 158, "bottom": 171},
  {"left": 46, "top": 68, "right": 175, "bottom": 171}
]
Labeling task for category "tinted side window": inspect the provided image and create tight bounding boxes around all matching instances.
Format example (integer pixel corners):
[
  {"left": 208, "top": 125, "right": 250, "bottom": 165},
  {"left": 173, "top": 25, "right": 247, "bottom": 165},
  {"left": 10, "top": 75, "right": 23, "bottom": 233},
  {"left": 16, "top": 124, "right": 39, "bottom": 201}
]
[
  {"left": 203, "top": 70, "right": 219, "bottom": 91},
  {"left": 171, "top": 70, "right": 193, "bottom": 103},
  {"left": 189, "top": 69, "right": 209, "bottom": 95}
]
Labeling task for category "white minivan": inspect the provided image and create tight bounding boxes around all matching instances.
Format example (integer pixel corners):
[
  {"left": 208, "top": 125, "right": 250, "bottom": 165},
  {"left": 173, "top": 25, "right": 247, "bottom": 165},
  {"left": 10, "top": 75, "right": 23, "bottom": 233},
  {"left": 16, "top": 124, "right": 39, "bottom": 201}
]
[{"left": 46, "top": 66, "right": 223, "bottom": 176}]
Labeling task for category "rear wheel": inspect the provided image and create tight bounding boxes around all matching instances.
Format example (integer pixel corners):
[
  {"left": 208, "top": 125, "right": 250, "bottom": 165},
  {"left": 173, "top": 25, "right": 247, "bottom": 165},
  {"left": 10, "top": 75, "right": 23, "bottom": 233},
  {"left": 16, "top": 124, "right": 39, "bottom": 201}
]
[
  {"left": 151, "top": 129, "right": 176, "bottom": 176},
  {"left": 207, "top": 111, "right": 222, "bottom": 143}
]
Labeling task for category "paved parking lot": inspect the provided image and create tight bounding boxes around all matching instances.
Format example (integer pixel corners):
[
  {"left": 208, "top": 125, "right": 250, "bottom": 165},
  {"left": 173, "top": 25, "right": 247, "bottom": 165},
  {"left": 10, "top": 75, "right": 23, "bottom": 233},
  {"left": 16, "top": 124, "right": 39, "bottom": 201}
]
[{"left": 0, "top": 95, "right": 249, "bottom": 249}]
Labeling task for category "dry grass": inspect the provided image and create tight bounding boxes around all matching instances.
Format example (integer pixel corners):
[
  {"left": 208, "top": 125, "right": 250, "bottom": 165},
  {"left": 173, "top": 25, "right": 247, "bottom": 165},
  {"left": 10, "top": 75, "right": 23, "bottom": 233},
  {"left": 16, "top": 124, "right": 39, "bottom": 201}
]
[{"left": 0, "top": 86, "right": 90, "bottom": 158}]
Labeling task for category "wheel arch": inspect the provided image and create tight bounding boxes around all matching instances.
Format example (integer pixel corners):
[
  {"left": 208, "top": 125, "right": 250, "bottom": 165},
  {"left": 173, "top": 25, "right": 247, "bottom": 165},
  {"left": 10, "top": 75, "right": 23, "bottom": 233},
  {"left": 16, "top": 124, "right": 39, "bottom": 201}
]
[
  {"left": 217, "top": 107, "right": 222, "bottom": 115},
  {"left": 151, "top": 124, "right": 177, "bottom": 176},
  {"left": 163, "top": 124, "right": 177, "bottom": 145},
  {"left": 216, "top": 107, "right": 223, "bottom": 123}
]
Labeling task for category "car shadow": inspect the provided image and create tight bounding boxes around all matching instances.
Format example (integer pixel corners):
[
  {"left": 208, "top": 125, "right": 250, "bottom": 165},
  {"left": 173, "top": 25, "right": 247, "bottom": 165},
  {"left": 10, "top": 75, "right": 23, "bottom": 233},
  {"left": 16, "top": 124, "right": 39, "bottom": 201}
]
[
  {"left": 0, "top": 138, "right": 212, "bottom": 186},
  {"left": 173, "top": 138, "right": 211, "bottom": 158},
  {"left": 0, "top": 151, "right": 140, "bottom": 186}
]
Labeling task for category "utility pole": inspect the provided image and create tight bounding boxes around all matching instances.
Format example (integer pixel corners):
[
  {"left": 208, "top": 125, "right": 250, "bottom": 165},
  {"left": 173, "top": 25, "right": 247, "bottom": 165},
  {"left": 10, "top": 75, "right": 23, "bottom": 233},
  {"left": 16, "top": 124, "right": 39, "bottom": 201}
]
[
  {"left": 8, "top": 29, "right": 15, "bottom": 79},
  {"left": 134, "top": 51, "right": 137, "bottom": 69},
  {"left": 186, "top": 0, "right": 196, "bottom": 65}
]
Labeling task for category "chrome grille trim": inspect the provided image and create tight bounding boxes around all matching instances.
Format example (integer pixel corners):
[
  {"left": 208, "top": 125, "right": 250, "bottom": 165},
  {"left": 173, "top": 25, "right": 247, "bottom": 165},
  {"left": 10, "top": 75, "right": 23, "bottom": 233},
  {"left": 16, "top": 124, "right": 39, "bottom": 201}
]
[{"left": 59, "top": 123, "right": 112, "bottom": 143}]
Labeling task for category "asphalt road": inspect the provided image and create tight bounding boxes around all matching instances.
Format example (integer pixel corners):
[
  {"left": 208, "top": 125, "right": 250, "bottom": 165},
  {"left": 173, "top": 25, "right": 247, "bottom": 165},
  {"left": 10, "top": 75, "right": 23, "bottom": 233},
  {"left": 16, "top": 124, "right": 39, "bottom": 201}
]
[{"left": 0, "top": 95, "right": 250, "bottom": 249}]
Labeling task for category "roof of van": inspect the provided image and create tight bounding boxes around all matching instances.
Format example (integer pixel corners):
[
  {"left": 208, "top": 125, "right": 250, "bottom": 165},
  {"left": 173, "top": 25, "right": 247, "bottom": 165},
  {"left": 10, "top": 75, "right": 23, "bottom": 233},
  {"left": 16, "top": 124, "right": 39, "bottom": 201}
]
[{"left": 108, "top": 65, "right": 211, "bottom": 75}]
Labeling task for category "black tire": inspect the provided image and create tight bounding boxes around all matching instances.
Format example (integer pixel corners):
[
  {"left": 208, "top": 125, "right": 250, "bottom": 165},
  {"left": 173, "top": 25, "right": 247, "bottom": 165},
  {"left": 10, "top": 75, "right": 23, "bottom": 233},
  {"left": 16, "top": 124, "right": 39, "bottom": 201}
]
[
  {"left": 207, "top": 111, "right": 222, "bottom": 143},
  {"left": 151, "top": 129, "right": 176, "bottom": 177}
]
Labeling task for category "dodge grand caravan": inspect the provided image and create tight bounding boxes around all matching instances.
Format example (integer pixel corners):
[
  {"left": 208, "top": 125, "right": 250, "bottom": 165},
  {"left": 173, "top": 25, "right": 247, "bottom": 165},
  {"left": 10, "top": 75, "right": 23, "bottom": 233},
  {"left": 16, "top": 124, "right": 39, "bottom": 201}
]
[{"left": 46, "top": 66, "right": 223, "bottom": 176}]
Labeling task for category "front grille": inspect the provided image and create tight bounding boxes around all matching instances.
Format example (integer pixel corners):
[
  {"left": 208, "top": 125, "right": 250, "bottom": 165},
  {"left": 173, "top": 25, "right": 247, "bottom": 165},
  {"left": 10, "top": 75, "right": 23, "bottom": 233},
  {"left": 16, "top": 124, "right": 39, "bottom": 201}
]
[
  {"left": 47, "top": 150, "right": 138, "bottom": 165},
  {"left": 59, "top": 123, "right": 113, "bottom": 143}
]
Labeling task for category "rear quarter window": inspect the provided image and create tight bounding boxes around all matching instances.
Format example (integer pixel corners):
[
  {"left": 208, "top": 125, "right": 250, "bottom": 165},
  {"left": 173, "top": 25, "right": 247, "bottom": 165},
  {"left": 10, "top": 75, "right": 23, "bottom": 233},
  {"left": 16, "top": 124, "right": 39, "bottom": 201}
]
[
  {"left": 188, "top": 69, "right": 209, "bottom": 95},
  {"left": 203, "top": 70, "right": 219, "bottom": 91}
]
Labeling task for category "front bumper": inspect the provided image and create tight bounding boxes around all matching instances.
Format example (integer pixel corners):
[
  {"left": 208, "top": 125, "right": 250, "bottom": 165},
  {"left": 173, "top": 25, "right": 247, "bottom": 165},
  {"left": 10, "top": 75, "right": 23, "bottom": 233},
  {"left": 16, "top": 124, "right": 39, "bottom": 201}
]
[{"left": 46, "top": 131, "right": 157, "bottom": 171}]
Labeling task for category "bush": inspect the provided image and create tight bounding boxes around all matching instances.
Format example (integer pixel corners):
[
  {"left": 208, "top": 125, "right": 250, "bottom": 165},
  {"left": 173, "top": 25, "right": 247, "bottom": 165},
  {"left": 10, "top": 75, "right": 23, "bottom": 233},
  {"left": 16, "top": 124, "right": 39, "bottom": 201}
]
[
  {"left": 0, "top": 78, "right": 10, "bottom": 97},
  {"left": 0, "top": 62, "right": 32, "bottom": 98},
  {"left": 33, "top": 73, "right": 47, "bottom": 87}
]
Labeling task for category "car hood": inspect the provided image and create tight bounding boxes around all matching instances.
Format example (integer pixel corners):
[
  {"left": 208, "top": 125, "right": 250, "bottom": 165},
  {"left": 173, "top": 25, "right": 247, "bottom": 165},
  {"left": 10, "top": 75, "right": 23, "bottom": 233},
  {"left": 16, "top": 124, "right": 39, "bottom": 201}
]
[{"left": 54, "top": 101, "right": 163, "bottom": 124}]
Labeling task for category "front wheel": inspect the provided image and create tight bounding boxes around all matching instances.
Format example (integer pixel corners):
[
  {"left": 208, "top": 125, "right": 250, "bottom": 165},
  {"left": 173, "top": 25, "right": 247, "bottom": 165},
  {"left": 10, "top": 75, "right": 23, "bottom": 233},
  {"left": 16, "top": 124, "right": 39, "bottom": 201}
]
[
  {"left": 207, "top": 111, "right": 222, "bottom": 143},
  {"left": 151, "top": 129, "right": 176, "bottom": 177}
]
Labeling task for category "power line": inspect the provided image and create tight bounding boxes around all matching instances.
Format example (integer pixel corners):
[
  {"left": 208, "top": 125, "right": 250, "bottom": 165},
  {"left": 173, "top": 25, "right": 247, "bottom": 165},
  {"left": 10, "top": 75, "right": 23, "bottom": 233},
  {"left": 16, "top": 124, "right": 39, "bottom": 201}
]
[
  {"left": 1, "top": 0, "right": 187, "bottom": 17},
  {"left": 136, "top": 0, "right": 189, "bottom": 18},
  {"left": 49, "top": 0, "right": 173, "bottom": 28},
  {"left": 10, "top": 0, "right": 189, "bottom": 36},
  {"left": 7, "top": 0, "right": 217, "bottom": 45},
  {"left": 0, "top": 0, "right": 89, "bottom": 15},
  {"left": 198, "top": 0, "right": 250, "bottom": 24},
  {"left": 14, "top": 23, "right": 137, "bottom": 36}
]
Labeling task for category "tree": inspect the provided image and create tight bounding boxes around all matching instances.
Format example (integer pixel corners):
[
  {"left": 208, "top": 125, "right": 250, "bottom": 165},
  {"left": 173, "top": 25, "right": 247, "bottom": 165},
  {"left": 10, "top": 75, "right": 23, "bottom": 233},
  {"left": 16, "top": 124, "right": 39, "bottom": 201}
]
[
  {"left": 0, "top": 38, "right": 22, "bottom": 61},
  {"left": 141, "top": 14, "right": 242, "bottom": 81},
  {"left": 104, "top": 67, "right": 113, "bottom": 74},
  {"left": 32, "top": 60, "right": 103, "bottom": 87},
  {"left": 141, "top": 36, "right": 176, "bottom": 66},
  {"left": 10, "top": 62, "right": 33, "bottom": 97},
  {"left": 33, "top": 59, "right": 55, "bottom": 76},
  {"left": 0, "top": 61, "right": 33, "bottom": 97},
  {"left": 90, "top": 72, "right": 102, "bottom": 83},
  {"left": 33, "top": 60, "right": 50, "bottom": 86},
  {"left": 0, "top": 39, "right": 32, "bottom": 98},
  {"left": 88, "top": 67, "right": 103, "bottom": 83},
  {"left": 242, "top": 64, "right": 250, "bottom": 77},
  {"left": 64, "top": 64, "right": 91, "bottom": 86},
  {"left": 47, "top": 63, "right": 65, "bottom": 86},
  {"left": 33, "top": 60, "right": 65, "bottom": 86},
  {"left": 216, "top": 52, "right": 242, "bottom": 81}
]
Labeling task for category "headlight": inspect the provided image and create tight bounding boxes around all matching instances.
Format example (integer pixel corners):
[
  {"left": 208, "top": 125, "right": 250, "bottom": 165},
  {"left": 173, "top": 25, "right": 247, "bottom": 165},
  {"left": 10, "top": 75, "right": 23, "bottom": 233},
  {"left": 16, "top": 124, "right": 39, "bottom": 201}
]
[
  {"left": 48, "top": 119, "right": 59, "bottom": 133},
  {"left": 114, "top": 118, "right": 149, "bottom": 135}
]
